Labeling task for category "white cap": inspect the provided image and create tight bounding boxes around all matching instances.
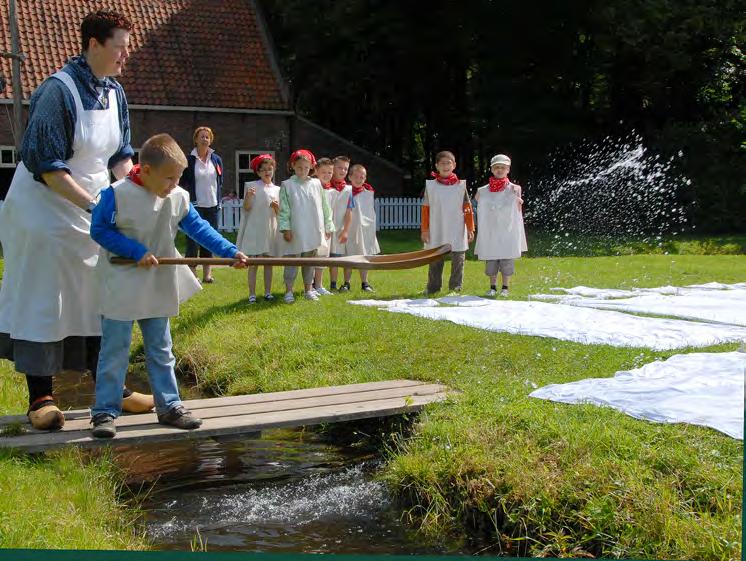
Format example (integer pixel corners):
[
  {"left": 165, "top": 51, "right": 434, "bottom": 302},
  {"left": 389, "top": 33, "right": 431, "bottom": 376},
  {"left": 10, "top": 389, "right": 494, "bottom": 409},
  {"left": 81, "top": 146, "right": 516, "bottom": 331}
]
[{"left": 490, "top": 154, "right": 511, "bottom": 167}]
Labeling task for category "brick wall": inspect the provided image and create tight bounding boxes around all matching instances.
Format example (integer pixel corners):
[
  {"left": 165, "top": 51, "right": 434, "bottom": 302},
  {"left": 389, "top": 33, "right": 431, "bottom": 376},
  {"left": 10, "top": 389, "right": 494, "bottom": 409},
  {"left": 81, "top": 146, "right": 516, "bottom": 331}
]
[
  {"left": 0, "top": 108, "right": 405, "bottom": 197},
  {"left": 292, "top": 116, "right": 406, "bottom": 196}
]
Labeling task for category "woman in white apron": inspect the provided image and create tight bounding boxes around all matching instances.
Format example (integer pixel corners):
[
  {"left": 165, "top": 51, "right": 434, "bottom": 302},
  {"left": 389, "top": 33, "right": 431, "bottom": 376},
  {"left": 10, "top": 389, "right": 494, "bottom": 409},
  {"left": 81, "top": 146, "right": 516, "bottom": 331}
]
[{"left": 0, "top": 11, "right": 151, "bottom": 429}]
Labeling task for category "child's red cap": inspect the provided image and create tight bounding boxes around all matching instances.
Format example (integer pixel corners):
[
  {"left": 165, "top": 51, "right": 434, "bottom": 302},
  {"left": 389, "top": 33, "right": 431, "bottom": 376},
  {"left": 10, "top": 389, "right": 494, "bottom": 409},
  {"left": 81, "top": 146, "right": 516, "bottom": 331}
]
[{"left": 289, "top": 149, "right": 317, "bottom": 167}]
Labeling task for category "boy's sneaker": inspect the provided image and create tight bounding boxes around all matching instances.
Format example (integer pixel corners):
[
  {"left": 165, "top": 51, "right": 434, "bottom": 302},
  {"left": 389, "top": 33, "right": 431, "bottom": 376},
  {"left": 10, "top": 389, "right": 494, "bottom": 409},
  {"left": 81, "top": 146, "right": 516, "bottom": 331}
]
[
  {"left": 157, "top": 405, "right": 202, "bottom": 430},
  {"left": 339, "top": 282, "right": 351, "bottom": 292},
  {"left": 330, "top": 282, "right": 337, "bottom": 290},
  {"left": 304, "top": 290, "right": 319, "bottom": 301},
  {"left": 248, "top": 295, "right": 257, "bottom": 304},
  {"left": 264, "top": 293, "right": 275, "bottom": 302},
  {"left": 91, "top": 413, "right": 116, "bottom": 439},
  {"left": 486, "top": 288, "right": 497, "bottom": 297},
  {"left": 500, "top": 289, "right": 509, "bottom": 297},
  {"left": 361, "top": 283, "right": 374, "bottom": 293},
  {"left": 315, "top": 286, "right": 333, "bottom": 296},
  {"left": 283, "top": 291, "right": 295, "bottom": 303}
]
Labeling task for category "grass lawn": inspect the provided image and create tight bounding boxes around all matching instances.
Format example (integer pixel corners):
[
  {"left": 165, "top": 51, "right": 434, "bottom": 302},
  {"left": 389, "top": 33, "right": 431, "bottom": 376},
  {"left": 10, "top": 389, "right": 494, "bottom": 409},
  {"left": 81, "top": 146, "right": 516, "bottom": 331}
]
[{"left": 0, "top": 230, "right": 743, "bottom": 558}]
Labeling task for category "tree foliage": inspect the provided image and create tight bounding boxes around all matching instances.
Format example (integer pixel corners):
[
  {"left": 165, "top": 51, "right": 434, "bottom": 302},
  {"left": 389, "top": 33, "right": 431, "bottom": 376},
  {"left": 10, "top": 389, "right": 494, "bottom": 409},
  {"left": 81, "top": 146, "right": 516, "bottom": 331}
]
[{"left": 262, "top": 0, "right": 745, "bottom": 231}]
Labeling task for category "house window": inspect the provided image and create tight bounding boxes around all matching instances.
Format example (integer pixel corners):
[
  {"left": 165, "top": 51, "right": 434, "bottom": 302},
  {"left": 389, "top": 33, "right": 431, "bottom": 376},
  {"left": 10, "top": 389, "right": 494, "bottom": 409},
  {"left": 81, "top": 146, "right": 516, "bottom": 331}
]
[
  {"left": 236, "top": 150, "right": 275, "bottom": 198},
  {"left": 0, "top": 146, "right": 18, "bottom": 168},
  {"left": 0, "top": 146, "right": 17, "bottom": 200}
]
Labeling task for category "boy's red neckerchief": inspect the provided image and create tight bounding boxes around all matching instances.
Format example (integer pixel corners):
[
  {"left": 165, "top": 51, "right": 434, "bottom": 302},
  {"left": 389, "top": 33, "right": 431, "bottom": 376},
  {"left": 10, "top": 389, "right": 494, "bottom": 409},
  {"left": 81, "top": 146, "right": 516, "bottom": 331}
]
[
  {"left": 489, "top": 176, "right": 509, "bottom": 192},
  {"left": 127, "top": 164, "right": 144, "bottom": 186},
  {"left": 431, "top": 171, "right": 459, "bottom": 185},
  {"left": 322, "top": 181, "right": 333, "bottom": 190},
  {"left": 352, "top": 182, "right": 374, "bottom": 196},
  {"left": 330, "top": 178, "right": 347, "bottom": 192}
]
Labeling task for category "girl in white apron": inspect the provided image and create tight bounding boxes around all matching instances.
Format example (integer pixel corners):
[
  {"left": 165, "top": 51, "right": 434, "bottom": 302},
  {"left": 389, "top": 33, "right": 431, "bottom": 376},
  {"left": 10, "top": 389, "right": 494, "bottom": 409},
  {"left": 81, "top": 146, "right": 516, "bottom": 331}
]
[
  {"left": 235, "top": 154, "right": 280, "bottom": 303},
  {"left": 277, "top": 150, "right": 335, "bottom": 303},
  {"left": 474, "top": 154, "right": 528, "bottom": 297},
  {"left": 0, "top": 17, "right": 150, "bottom": 429}
]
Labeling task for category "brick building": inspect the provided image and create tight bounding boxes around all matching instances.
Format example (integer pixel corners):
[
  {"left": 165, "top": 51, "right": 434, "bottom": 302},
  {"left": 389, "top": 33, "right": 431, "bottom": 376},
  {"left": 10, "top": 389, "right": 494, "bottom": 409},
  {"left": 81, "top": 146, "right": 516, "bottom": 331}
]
[{"left": 0, "top": 0, "right": 405, "bottom": 200}]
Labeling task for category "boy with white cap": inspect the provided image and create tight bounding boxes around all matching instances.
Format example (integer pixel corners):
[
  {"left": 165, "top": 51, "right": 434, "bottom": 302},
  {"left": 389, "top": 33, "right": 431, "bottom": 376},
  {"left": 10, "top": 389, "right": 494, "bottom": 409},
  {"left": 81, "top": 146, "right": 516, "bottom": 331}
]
[{"left": 474, "top": 154, "right": 527, "bottom": 297}]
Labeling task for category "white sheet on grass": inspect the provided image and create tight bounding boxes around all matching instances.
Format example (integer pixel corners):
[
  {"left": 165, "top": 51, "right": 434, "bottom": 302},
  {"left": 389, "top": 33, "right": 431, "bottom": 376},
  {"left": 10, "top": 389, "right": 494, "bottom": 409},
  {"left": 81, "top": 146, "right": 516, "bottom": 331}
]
[
  {"left": 541, "top": 281, "right": 746, "bottom": 299},
  {"left": 530, "top": 351, "right": 745, "bottom": 439},
  {"left": 350, "top": 296, "right": 746, "bottom": 350},
  {"left": 532, "top": 282, "right": 746, "bottom": 326}
]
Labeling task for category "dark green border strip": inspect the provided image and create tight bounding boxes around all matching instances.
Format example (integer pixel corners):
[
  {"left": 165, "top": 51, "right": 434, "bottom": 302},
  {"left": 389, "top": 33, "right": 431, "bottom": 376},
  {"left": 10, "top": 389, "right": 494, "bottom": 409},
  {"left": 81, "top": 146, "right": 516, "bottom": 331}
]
[{"left": 0, "top": 551, "right": 550, "bottom": 561}]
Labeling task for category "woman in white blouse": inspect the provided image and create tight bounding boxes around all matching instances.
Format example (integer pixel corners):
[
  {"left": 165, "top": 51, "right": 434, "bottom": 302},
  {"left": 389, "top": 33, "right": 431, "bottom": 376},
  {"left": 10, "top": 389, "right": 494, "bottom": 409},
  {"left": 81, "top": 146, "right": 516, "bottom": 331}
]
[{"left": 180, "top": 126, "right": 225, "bottom": 283}]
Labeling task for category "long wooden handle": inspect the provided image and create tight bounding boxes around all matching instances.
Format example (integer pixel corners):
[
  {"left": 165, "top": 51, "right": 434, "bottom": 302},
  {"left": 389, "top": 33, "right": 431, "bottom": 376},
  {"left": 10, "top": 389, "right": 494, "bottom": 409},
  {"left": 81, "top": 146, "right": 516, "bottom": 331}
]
[
  {"left": 109, "top": 245, "right": 451, "bottom": 270},
  {"left": 110, "top": 257, "right": 237, "bottom": 266}
]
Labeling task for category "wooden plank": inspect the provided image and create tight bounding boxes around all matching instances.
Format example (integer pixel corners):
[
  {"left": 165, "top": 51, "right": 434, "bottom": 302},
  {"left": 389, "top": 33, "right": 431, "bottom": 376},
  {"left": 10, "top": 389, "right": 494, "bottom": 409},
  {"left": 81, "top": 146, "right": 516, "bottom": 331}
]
[
  {"left": 1, "top": 393, "right": 448, "bottom": 453},
  {"left": 0, "top": 379, "right": 429, "bottom": 427},
  {"left": 49, "top": 383, "right": 448, "bottom": 432}
]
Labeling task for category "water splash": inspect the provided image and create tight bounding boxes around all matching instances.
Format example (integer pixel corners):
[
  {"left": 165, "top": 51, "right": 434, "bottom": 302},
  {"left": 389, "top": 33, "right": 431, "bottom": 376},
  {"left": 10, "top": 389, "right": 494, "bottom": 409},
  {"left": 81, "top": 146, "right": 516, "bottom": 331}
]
[
  {"left": 524, "top": 133, "right": 691, "bottom": 255},
  {"left": 147, "top": 462, "right": 390, "bottom": 539}
]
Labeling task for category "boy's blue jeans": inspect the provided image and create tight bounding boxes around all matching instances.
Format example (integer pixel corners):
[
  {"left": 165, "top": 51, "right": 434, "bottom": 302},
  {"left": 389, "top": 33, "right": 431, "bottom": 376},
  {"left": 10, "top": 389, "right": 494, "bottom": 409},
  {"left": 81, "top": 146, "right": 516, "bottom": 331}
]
[{"left": 92, "top": 316, "right": 182, "bottom": 418}]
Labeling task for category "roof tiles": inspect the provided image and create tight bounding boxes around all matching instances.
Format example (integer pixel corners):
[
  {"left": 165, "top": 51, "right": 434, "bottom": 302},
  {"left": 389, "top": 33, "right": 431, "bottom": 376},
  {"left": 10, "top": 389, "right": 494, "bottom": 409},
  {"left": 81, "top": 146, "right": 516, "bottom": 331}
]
[{"left": 0, "top": 0, "right": 288, "bottom": 110}]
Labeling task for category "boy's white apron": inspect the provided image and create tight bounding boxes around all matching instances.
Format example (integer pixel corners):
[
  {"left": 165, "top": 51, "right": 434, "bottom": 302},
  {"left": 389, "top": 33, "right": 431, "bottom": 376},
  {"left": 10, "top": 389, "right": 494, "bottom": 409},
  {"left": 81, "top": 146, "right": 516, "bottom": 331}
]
[
  {"left": 0, "top": 72, "right": 120, "bottom": 342},
  {"left": 347, "top": 190, "right": 380, "bottom": 255},
  {"left": 424, "top": 179, "right": 468, "bottom": 252},
  {"left": 316, "top": 188, "right": 332, "bottom": 257},
  {"left": 280, "top": 177, "right": 325, "bottom": 254},
  {"left": 474, "top": 183, "right": 528, "bottom": 259},
  {"left": 235, "top": 180, "right": 280, "bottom": 256},
  {"left": 96, "top": 181, "right": 201, "bottom": 321},
  {"left": 328, "top": 185, "right": 352, "bottom": 254}
]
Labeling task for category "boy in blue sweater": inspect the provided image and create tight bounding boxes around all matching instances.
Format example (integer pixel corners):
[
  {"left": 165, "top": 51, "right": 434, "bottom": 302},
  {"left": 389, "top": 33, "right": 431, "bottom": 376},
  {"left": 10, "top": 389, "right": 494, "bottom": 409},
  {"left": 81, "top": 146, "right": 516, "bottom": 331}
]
[{"left": 89, "top": 133, "right": 248, "bottom": 438}]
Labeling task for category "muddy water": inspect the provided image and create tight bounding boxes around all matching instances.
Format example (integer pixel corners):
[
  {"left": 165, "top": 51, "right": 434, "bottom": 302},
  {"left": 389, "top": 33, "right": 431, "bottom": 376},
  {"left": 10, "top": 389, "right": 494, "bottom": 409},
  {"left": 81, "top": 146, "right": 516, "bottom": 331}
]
[{"left": 55, "top": 371, "right": 468, "bottom": 555}]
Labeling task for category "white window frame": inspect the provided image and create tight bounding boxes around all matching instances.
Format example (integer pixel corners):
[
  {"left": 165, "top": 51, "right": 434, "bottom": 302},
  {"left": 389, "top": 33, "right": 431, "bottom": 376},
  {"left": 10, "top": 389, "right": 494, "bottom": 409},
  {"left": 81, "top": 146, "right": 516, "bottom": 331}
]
[
  {"left": 235, "top": 150, "right": 276, "bottom": 197},
  {"left": 0, "top": 146, "right": 18, "bottom": 168}
]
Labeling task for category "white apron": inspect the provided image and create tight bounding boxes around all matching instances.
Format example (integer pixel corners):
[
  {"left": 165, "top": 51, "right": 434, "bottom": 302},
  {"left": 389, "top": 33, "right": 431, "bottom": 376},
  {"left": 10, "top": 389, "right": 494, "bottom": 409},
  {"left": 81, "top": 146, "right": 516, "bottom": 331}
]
[
  {"left": 347, "top": 190, "right": 380, "bottom": 255},
  {"left": 0, "top": 71, "right": 120, "bottom": 342},
  {"left": 424, "top": 179, "right": 468, "bottom": 252},
  {"left": 235, "top": 180, "right": 280, "bottom": 256},
  {"left": 328, "top": 185, "right": 352, "bottom": 254},
  {"left": 474, "top": 183, "right": 528, "bottom": 260},
  {"left": 316, "top": 187, "right": 332, "bottom": 257},
  {"left": 96, "top": 181, "right": 201, "bottom": 321},
  {"left": 279, "top": 177, "right": 325, "bottom": 255}
]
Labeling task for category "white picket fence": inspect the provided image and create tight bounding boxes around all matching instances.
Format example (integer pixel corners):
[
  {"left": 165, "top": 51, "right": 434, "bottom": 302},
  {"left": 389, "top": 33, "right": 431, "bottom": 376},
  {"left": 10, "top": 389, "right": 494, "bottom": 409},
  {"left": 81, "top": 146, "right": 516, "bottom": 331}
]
[{"left": 217, "top": 197, "right": 426, "bottom": 232}]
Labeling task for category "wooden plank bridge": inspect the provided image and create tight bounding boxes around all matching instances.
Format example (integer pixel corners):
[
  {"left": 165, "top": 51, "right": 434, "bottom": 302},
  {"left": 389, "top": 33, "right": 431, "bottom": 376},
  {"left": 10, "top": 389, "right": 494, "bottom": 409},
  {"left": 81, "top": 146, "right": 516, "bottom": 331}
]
[{"left": 0, "top": 380, "right": 450, "bottom": 453}]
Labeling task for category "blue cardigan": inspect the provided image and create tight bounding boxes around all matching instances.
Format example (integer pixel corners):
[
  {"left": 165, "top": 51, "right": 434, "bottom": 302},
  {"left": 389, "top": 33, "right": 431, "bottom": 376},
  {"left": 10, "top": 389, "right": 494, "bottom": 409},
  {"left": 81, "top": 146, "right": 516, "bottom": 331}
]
[{"left": 180, "top": 151, "right": 224, "bottom": 206}]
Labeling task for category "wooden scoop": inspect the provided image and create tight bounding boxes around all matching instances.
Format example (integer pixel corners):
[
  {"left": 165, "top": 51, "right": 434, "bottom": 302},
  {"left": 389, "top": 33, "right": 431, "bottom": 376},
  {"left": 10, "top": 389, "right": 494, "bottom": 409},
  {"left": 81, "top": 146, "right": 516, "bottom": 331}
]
[{"left": 110, "top": 244, "right": 452, "bottom": 270}]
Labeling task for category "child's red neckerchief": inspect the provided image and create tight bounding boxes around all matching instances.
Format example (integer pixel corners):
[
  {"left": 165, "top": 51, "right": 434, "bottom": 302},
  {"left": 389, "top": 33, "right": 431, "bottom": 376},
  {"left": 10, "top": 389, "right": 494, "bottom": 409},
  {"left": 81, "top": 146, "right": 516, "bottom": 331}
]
[
  {"left": 489, "top": 176, "right": 509, "bottom": 192},
  {"left": 352, "top": 182, "right": 374, "bottom": 196},
  {"left": 127, "top": 164, "right": 144, "bottom": 186},
  {"left": 330, "top": 178, "right": 347, "bottom": 192},
  {"left": 431, "top": 171, "right": 459, "bottom": 185},
  {"left": 322, "top": 181, "right": 333, "bottom": 190}
]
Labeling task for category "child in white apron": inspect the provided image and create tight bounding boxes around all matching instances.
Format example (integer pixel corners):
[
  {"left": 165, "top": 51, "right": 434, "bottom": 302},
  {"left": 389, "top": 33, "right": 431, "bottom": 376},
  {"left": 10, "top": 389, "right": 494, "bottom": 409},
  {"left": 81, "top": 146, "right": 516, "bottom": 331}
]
[
  {"left": 421, "top": 151, "right": 474, "bottom": 294},
  {"left": 342, "top": 164, "right": 380, "bottom": 292},
  {"left": 311, "top": 158, "right": 335, "bottom": 296},
  {"left": 327, "top": 156, "right": 355, "bottom": 291},
  {"left": 474, "top": 154, "right": 527, "bottom": 297},
  {"left": 88, "top": 134, "right": 249, "bottom": 438},
  {"left": 278, "top": 149, "right": 335, "bottom": 303},
  {"left": 236, "top": 154, "right": 280, "bottom": 303}
]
